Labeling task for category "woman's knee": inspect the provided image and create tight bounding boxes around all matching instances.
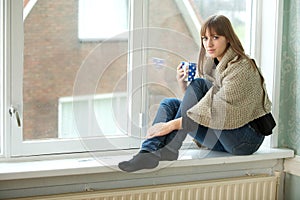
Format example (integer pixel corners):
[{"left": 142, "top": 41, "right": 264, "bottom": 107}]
[
  {"left": 189, "top": 78, "right": 212, "bottom": 90},
  {"left": 160, "top": 98, "right": 181, "bottom": 108}
]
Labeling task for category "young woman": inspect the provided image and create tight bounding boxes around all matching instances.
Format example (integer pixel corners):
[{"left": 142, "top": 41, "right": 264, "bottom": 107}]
[{"left": 118, "top": 15, "right": 272, "bottom": 172}]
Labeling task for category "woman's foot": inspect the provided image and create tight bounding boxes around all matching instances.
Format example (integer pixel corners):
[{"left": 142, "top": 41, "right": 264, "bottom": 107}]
[{"left": 118, "top": 151, "right": 159, "bottom": 172}]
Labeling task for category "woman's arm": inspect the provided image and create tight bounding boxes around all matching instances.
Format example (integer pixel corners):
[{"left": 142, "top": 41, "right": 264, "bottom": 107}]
[{"left": 146, "top": 117, "right": 182, "bottom": 138}]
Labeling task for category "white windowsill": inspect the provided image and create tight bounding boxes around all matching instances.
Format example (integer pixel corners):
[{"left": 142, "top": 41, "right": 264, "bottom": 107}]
[{"left": 0, "top": 147, "right": 294, "bottom": 181}]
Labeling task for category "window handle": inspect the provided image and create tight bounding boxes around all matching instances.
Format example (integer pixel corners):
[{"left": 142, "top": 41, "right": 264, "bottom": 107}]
[{"left": 9, "top": 106, "right": 22, "bottom": 127}]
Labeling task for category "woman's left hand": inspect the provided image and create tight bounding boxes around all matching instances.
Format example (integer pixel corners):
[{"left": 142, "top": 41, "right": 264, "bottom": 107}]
[{"left": 146, "top": 122, "right": 171, "bottom": 139}]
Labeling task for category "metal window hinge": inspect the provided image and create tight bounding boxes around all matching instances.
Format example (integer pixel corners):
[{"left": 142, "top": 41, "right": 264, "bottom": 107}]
[{"left": 9, "top": 106, "right": 22, "bottom": 127}]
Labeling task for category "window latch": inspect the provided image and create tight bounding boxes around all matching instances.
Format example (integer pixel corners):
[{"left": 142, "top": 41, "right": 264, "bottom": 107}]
[{"left": 9, "top": 106, "right": 21, "bottom": 127}]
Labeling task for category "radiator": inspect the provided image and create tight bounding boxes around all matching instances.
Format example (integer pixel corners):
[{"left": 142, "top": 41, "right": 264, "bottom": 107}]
[{"left": 16, "top": 175, "right": 279, "bottom": 200}]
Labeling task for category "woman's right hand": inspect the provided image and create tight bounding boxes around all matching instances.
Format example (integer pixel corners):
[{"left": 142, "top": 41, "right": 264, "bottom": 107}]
[{"left": 176, "top": 63, "right": 188, "bottom": 92}]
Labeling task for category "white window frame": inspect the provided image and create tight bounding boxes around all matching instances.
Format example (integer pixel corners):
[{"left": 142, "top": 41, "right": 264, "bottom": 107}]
[
  {"left": 5, "top": 0, "right": 142, "bottom": 157},
  {"left": 1, "top": 0, "right": 283, "bottom": 158}
]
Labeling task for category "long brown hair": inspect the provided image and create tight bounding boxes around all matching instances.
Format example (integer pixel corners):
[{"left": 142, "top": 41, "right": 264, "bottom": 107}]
[{"left": 198, "top": 15, "right": 253, "bottom": 76}]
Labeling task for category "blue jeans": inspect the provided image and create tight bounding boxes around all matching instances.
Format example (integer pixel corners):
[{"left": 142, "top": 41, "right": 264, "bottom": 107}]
[{"left": 141, "top": 78, "right": 264, "bottom": 156}]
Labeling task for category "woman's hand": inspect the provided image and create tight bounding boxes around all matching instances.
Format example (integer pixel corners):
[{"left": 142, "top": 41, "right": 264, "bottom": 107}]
[
  {"left": 146, "top": 122, "right": 171, "bottom": 139},
  {"left": 176, "top": 63, "right": 188, "bottom": 92},
  {"left": 146, "top": 118, "right": 183, "bottom": 139}
]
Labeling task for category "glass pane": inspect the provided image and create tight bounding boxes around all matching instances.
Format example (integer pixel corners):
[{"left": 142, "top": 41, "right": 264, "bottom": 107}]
[
  {"left": 23, "top": 0, "right": 129, "bottom": 141},
  {"left": 144, "top": 0, "right": 251, "bottom": 130}
]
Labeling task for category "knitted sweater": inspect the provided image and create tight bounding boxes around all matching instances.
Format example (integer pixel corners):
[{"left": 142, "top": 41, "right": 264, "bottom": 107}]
[{"left": 187, "top": 47, "right": 272, "bottom": 130}]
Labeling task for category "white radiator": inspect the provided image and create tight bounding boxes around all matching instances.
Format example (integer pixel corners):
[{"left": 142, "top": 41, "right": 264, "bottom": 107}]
[{"left": 16, "top": 175, "right": 279, "bottom": 200}]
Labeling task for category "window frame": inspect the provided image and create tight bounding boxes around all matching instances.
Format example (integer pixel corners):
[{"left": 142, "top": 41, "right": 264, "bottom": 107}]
[
  {"left": 5, "top": 0, "right": 142, "bottom": 157},
  {"left": 1, "top": 0, "right": 283, "bottom": 158}
]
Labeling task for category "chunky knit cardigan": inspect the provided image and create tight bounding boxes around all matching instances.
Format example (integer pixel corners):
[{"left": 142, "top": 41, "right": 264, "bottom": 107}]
[{"left": 187, "top": 47, "right": 272, "bottom": 130}]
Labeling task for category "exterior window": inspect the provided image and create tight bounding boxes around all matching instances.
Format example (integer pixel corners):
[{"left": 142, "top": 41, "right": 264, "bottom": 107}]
[
  {"left": 10, "top": 0, "right": 135, "bottom": 156},
  {"left": 4, "top": 0, "right": 278, "bottom": 157}
]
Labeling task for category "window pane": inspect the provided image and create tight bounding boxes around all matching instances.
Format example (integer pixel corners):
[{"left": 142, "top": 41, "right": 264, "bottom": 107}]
[
  {"left": 23, "top": 0, "right": 129, "bottom": 141},
  {"left": 143, "top": 0, "right": 251, "bottom": 130}
]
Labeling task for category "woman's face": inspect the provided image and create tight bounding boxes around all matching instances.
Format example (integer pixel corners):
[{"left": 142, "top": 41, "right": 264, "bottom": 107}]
[{"left": 202, "top": 29, "right": 228, "bottom": 61}]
